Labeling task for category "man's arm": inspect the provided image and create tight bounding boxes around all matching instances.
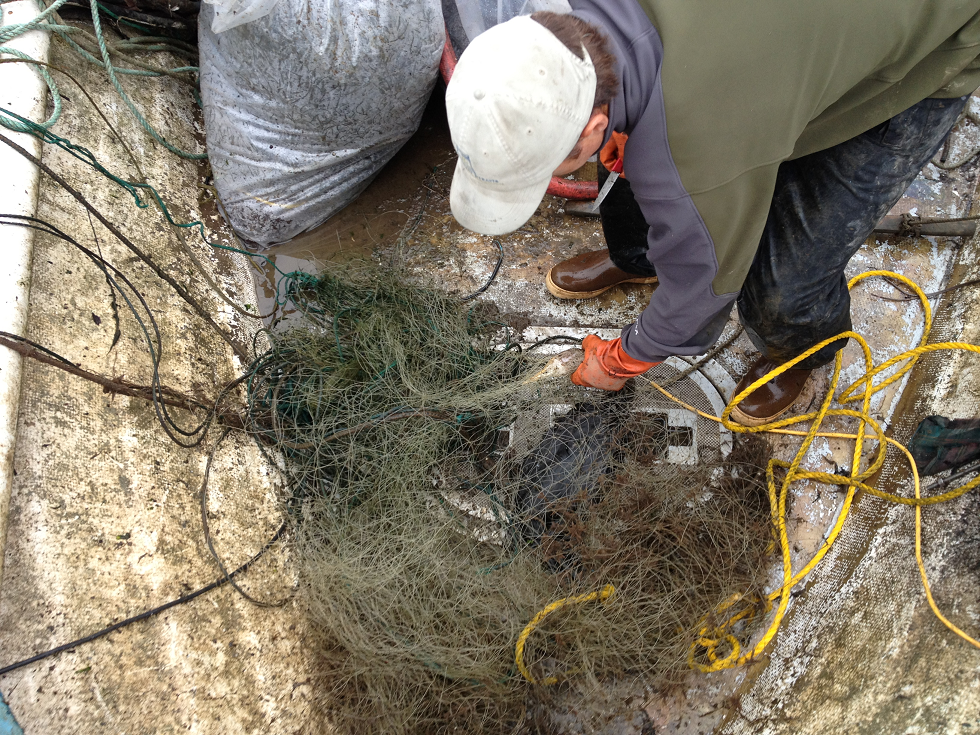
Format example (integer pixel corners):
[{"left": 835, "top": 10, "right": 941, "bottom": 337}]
[
  {"left": 618, "top": 187, "right": 738, "bottom": 362},
  {"left": 611, "top": 74, "right": 780, "bottom": 363},
  {"left": 620, "top": 162, "right": 782, "bottom": 362}
]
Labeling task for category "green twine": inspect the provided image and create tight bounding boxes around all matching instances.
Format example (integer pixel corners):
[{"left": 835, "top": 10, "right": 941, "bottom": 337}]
[
  {"left": 0, "top": 0, "right": 204, "bottom": 157},
  {"left": 0, "top": 0, "right": 70, "bottom": 43},
  {"left": 53, "top": 23, "right": 191, "bottom": 77},
  {"left": 0, "top": 48, "right": 62, "bottom": 132},
  {"left": 86, "top": 0, "right": 205, "bottom": 158}
]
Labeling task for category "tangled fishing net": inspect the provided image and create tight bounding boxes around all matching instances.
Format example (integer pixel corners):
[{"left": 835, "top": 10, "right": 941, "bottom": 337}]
[{"left": 247, "top": 264, "right": 775, "bottom": 733}]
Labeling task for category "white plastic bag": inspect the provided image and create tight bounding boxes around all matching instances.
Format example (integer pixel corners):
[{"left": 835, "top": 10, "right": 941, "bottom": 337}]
[
  {"left": 445, "top": 0, "right": 570, "bottom": 52},
  {"left": 199, "top": 0, "right": 444, "bottom": 246},
  {"left": 202, "top": 0, "right": 281, "bottom": 34}
]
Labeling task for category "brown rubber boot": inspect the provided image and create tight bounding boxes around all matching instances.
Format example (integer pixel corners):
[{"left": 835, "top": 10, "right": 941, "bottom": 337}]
[
  {"left": 545, "top": 250, "right": 658, "bottom": 300},
  {"left": 729, "top": 356, "right": 812, "bottom": 427}
]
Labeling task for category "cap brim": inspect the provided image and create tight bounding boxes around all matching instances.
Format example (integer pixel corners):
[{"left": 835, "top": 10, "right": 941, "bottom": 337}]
[{"left": 450, "top": 158, "right": 550, "bottom": 236}]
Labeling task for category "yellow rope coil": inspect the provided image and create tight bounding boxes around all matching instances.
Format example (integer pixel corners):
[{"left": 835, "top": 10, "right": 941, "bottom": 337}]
[
  {"left": 515, "top": 584, "right": 615, "bottom": 685},
  {"left": 678, "top": 270, "right": 980, "bottom": 671},
  {"left": 517, "top": 270, "right": 980, "bottom": 685}
]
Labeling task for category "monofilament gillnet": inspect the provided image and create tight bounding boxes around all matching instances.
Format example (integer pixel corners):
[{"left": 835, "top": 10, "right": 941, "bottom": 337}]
[{"left": 247, "top": 264, "right": 774, "bottom": 734}]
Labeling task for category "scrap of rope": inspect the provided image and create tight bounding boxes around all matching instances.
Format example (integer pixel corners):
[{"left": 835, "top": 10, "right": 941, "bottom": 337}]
[
  {"left": 897, "top": 211, "right": 980, "bottom": 238},
  {"left": 871, "top": 273, "right": 980, "bottom": 303},
  {"left": 200, "top": 429, "right": 292, "bottom": 607},
  {"left": 0, "top": 330, "right": 247, "bottom": 424},
  {"left": 460, "top": 238, "right": 504, "bottom": 302},
  {"left": 0, "top": 213, "right": 244, "bottom": 445},
  {"left": 932, "top": 107, "right": 980, "bottom": 170},
  {"left": 659, "top": 325, "right": 744, "bottom": 389},
  {"left": 515, "top": 584, "right": 615, "bottom": 685}
]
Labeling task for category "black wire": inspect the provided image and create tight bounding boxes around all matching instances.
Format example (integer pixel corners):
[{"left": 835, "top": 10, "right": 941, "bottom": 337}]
[
  {"left": 525, "top": 335, "right": 583, "bottom": 350},
  {"left": 0, "top": 215, "right": 224, "bottom": 447},
  {"left": 0, "top": 195, "right": 514, "bottom": 674},
  {"left": 0, "top": 131, "right": 249, "bottom": 364},
  {"left": 0, "top": 522, "right": 287, "bottom": 677},
  {"left": 501, "top": 334, "right": 582, "bottom": 354},
  {"left": 0, "top": 120, "right": 294, "bottom": 669},
  {"left": 460, "top": 238, "right": 503, "bottom": 302},
  {"left": 200, "top": 429, "right": 291, "bottom": 608}
]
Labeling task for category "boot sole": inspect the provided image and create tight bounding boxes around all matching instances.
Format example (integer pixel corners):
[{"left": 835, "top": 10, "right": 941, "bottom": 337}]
[
  {"left": 545, "top": 269, "right": 658, "bottom": 300},
  {"left": 728, "top": 403, "right": 794, "bottom": 427}
]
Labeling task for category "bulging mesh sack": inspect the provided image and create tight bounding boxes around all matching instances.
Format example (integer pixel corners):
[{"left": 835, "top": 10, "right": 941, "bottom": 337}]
[
  {"left": 247, "top": 265, "right": 775, "bottom": 733},
  {"left": 199, "top": 0, "right": 444, "bottom": 246}
]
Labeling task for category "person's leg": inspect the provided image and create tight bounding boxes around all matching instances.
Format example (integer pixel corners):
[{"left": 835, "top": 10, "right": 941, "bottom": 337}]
[
  {"left": 545, "top": 162, "right": 657, "bottom": 299},
  {"left": 738, "top": 95, "right": 968, "bottom": 370},
  {"left": 597, "top": 164, "right": 658, "bottom": 277}
]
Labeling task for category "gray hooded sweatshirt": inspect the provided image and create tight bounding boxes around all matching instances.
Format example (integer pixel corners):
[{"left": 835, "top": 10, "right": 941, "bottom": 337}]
[{"left": 570, "top": 0, "right": 980, "bottom": 361}]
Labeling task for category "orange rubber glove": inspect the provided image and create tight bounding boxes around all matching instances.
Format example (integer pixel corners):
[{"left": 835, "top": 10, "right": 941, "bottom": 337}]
[
  {"left": 599, "top": 131, "right": 629, "bottom": 176},
  {"left": 571, "top": 335, "right": 660, "bottom": 391}
]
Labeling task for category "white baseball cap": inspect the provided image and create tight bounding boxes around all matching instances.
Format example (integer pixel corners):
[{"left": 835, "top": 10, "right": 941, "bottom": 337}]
[{"left": 446, "top": 15, "right": 597, "bottom": 235}]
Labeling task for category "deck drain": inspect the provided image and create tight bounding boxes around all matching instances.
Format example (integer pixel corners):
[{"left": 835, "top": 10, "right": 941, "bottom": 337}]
[{"left": 640, "top": 356, "right": 734, "bottom": 461}]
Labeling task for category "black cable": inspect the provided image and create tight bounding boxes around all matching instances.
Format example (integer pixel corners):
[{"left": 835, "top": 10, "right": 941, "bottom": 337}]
[
  {"left": 502, "top": 333, "right": 582, "bottom": 354},
  {"left": 0, "top": 522, "right": 287, "bottom": 677},
  {"left": 0, "top": 131, "right": 249, "bottom": 363},
  {"left": 460, "top": 238, "right": 503, "bottom": 302},
  {"left": 0, "top": 215, "right": 224, "bottom": 447},
  {"left": 200, "top": 429, "right": 291, "bottom": 608},
  {"left": 0, "top": 183, "right": 516, "bottom": 678},
  {"left": 525, "top": 335, "right": 583, "bottom": 350}
]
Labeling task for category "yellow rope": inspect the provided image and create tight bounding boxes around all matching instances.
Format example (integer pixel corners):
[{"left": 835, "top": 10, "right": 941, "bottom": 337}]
[
  {"left": 516, "top": 269, "right": 980, "bottom": 684},
  {"left": 515, "top": 584, "right": 615, "bottom": 685},
  {"left": 897, "top": 439, "right": 980, "bottom": 649},
  {"left": 674, "top": 270, "right": 980, "bottom": 671}
]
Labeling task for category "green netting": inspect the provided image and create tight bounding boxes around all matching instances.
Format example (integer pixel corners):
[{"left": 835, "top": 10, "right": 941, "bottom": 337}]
[{"left": 246, "top": 264, "right": 775, "bottom": 734}]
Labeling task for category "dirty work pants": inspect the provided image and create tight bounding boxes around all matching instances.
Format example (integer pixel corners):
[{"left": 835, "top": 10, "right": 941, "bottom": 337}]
[{"left": 600, "top": 94, "right": 969, "bottom": 369}]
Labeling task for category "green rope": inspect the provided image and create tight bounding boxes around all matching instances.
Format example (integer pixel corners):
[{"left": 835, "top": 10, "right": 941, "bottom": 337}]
[
  {"left": 0, "top": 48, "right": 62, "bottom": 131},
  {"left": 0, "top": 0, "right": 70, "bottom": 131},
  {"left": 86, "top": 0, "right": 205, "bottom": 158},
  {"left": 53, "top": 23, "right": 180, "bottom": 77},
  {"left": 0, "top": 0, "right": 70, "bottom": 43},
  {"left": 0, "top": 0, "right": 205, "bottom": 158}
]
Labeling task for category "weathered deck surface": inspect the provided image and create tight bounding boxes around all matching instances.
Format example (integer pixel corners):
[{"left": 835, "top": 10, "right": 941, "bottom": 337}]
[
  {"left": 0, "top": 33, "right": 324, "bottom": 734},
  {"left": 1, "top": 37, "right": 980, "bottom": 734}
]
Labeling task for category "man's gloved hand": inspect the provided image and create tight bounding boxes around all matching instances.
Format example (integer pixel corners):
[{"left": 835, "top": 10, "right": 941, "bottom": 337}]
[
  {"left": 571, "top": 335, "right": 660, "bottom": 391},
  {"left": 599, "top": 131, "right": 629, "bottom": 174}
]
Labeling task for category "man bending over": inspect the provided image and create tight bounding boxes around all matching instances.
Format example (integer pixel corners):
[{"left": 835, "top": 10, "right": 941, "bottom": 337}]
[{"left": 445, "top": 0, "right": 980, "bottom": 424}]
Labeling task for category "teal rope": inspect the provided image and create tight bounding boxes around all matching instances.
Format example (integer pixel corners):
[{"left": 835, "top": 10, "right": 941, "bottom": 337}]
[
  {"left": 0, "top": 0, "right": 69, "bottom": 131},
  {"left": 53, "top": 24, "right": 174, "bottom": 77},
  {"left": 0, "top": 48, "right": 62, "bottom": 131},
  {"left": 86, "top": 0, "right": 205, "bottom": 158},
  {"left": 0, "top": 0, "right": 204, "bottom": 157},
  {"left": 0, "top": 0, "right": 70, "bottom": 43}
]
